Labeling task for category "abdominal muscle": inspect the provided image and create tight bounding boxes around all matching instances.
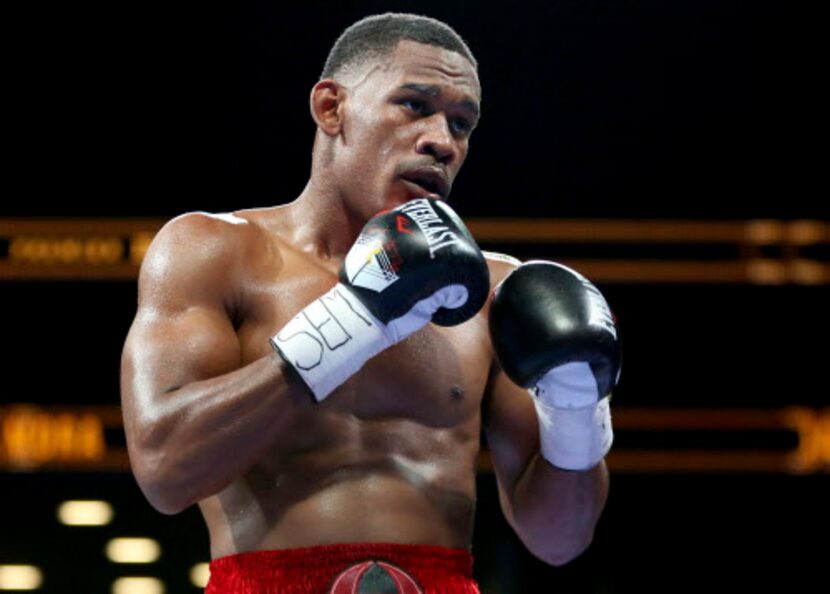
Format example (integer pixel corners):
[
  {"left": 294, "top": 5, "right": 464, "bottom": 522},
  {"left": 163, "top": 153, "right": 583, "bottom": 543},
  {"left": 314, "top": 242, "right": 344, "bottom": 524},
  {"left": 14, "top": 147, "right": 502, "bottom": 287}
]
[{"left": 198, "top": 414, "right": 480, "bottom": 559}]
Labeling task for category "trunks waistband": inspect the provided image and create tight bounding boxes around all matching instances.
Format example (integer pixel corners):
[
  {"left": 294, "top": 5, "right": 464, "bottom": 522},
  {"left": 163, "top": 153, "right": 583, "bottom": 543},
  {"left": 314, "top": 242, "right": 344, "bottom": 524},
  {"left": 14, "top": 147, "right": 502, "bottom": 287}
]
[{"left": 205, "top": 542, "right": 479, "bottom": 594}]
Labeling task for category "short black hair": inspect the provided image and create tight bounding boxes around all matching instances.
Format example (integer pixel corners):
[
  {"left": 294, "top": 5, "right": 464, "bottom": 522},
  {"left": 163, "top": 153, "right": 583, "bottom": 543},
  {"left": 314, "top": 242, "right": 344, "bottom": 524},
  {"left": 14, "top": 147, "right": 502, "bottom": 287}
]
[{"left": 321, "top": 13, "right": 477, "bottom": 80}]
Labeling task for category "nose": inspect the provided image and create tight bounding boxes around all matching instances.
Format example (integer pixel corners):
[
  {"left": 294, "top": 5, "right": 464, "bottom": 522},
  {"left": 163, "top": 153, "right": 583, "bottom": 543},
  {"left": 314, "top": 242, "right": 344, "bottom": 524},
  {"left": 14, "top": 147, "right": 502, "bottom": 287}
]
[{"left": 415, "top": 114, "right": 457, "bottom": 165}]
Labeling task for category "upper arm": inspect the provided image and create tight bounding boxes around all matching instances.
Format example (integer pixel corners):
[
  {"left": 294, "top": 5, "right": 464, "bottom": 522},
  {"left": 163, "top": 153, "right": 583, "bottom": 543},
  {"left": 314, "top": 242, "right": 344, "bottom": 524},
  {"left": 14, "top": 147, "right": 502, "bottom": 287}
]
[
  {"left": 120, "top": 213, "right": 245, "bottom": 448},
  {"left": 482, "top": 360, "right": 540, "bottom": 526},
  {"left": 481, "top": 252, "right": 539, "bottom": 525}
]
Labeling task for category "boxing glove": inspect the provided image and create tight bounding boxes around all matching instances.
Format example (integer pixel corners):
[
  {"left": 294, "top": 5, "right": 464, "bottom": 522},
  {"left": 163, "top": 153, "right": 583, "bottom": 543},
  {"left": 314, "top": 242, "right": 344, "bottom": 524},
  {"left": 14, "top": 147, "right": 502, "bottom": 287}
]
[
  {"left": 489, "top": 261, "right": 621, "bottom": 470},
  {"left": 271, "top": 198, "right": 490, "bottom": 401}
]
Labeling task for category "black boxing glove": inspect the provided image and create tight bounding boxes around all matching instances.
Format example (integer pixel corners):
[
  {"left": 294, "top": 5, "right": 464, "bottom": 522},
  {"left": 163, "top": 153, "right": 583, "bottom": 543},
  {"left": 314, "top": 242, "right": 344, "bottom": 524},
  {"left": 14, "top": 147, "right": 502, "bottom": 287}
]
[
  {"left": 489, "top": 261, "right": 621, "bottom": 470},
  {"left": 271, "top": 198, "right": 490, "bottom": 400}
]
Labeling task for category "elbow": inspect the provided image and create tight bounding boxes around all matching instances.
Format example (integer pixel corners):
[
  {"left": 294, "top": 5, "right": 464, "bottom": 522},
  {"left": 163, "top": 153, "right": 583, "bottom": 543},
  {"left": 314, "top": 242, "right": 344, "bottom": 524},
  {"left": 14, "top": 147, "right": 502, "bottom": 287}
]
[
  {"left": 143, "top": 484, "right": 190, "bottom": 516},
  {"left": 510, "top": 506, "right": 595, "bottom": 568},
  {"left": 129, "top": 448, "right": 191, "bottom": 515},
  {"left": 538, "top": 536, "right": 592, "bottom": 567},
  {"left": 516, "top": 522, "right": 594, "bottom": 568},
  {"left": 126, "top": 416, "right": 194, "bottom": 515}
]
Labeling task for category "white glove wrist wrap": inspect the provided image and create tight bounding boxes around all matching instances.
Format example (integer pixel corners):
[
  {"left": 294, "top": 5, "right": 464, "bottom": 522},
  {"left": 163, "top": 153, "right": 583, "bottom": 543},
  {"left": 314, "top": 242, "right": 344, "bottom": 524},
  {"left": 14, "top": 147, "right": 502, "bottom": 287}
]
[
  {"left": 533, "top": 362, "right": 614, "bottom": 471},
  {"left": 533, "top": 396, "right": 613, "bottom": 471},
  {"left": 269, "top": 283, "right": 391, "bottom": 401}
]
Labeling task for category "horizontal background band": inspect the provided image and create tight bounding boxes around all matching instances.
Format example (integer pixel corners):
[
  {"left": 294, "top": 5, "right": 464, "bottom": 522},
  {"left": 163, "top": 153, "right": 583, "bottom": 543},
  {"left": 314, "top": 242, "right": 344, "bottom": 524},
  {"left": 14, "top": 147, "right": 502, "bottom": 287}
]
[{"left": 2, "top": 218, "right": 828, "bottom": 283}]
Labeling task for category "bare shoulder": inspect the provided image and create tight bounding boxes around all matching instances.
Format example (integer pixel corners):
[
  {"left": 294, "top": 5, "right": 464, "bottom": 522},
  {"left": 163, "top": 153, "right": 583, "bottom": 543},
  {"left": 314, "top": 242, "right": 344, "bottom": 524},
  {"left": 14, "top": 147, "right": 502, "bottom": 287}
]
[
  {"left": 483, "top": 250, "right": 522, "bottom": 290},
  {"left": 151, "top": 210, "right": 251, "bottom": 251},
  {"left": 142, "top": 211, "right": 251, "bottom": 274},
  {"left": 138, "top": 211, "right": 265, "bottom": 310}
]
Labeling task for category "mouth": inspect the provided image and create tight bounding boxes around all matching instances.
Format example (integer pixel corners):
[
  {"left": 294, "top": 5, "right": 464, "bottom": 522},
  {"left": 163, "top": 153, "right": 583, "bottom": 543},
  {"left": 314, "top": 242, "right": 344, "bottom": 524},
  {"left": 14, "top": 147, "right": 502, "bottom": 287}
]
[{"left": 399, "top": 167, "right": 449, "bottom": 199}]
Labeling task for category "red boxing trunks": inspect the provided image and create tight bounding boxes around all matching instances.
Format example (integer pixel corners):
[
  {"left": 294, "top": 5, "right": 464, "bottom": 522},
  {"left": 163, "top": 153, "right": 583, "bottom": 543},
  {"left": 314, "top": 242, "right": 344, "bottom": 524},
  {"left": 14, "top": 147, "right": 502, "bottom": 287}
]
[{"left": 205, "top": 542, "right": 481, "bottom": 594}]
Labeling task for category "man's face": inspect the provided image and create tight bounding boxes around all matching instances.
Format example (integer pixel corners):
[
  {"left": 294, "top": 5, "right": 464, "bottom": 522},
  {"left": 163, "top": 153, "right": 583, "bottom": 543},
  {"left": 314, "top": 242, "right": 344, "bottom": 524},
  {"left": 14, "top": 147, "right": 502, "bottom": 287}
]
[{"left": 332, "top": 40, "right": 481, "bottom": 216}]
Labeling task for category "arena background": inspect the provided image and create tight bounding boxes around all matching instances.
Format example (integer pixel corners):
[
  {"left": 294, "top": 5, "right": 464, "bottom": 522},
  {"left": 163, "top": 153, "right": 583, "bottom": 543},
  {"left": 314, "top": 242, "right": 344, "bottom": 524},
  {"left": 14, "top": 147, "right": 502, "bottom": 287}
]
[{"left": 2, "top": 1, "right": 825, "bottom": 592}]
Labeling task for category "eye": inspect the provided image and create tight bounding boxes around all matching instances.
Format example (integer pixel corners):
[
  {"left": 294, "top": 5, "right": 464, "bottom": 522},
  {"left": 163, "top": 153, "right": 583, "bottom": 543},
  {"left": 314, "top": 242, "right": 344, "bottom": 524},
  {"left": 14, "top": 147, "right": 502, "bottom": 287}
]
[
  {"left": 401, "top": 98, "right": 427, "bottom": 114},
  {"left": 450, "top": 117, "right": 472, "bottom": 135}
]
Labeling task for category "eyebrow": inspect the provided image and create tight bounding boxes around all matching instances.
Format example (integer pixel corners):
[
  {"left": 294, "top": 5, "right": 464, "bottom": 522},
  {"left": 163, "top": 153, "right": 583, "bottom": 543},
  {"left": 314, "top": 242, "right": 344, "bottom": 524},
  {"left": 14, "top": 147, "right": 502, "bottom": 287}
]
[{"left": 398, "top": 83, "right": 480, "bottom": 120}]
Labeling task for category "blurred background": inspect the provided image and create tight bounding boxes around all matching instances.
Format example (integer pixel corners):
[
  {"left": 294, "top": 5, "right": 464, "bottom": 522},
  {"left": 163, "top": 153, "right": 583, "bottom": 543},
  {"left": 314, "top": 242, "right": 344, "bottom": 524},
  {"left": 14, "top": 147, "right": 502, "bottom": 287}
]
[{"left": 1, "top": 0, "right": 825, "bottom": 592}]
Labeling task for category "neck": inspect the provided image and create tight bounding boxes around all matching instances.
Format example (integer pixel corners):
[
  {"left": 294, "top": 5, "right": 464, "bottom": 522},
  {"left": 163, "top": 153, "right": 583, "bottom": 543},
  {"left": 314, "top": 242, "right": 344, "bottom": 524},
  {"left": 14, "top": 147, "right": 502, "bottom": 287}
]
[{"left": 284, "top": 177, "right": 365, "bottom": 262}]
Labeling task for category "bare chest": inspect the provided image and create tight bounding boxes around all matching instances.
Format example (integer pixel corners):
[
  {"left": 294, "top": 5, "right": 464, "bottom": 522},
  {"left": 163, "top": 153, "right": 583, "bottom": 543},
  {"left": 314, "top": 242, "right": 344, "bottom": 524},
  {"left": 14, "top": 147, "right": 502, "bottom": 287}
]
[{"left": 234, "top": 246, "right": 492, "bottom": 426}]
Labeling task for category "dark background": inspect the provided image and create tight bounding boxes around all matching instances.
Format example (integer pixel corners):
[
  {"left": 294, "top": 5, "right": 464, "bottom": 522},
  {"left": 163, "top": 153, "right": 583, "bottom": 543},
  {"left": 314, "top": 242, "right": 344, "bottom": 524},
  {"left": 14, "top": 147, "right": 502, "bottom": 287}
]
[
  {"left": 2, "top": 1, "right": 826, "bottom": 593},
  {"left": 8, "top": 0, "right": 801, "bottom": 220}
]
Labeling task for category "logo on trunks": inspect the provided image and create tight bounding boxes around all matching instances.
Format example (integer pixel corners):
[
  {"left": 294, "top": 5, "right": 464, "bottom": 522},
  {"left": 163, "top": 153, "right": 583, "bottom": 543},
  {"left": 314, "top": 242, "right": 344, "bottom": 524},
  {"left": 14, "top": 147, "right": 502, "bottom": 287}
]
[
  {"left": 328, "top": 560, "right": 424, "bottom": 594},
  {"left": 397, "top": 199, "right": 462, "bottom": 259}
]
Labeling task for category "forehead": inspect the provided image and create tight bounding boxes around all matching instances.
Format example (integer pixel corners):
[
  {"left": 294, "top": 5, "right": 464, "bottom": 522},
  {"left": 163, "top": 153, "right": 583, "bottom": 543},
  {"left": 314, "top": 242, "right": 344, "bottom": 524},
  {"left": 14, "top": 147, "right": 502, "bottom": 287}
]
[{"left": 361, "top": 40, "right": 481, "bottom": 100}]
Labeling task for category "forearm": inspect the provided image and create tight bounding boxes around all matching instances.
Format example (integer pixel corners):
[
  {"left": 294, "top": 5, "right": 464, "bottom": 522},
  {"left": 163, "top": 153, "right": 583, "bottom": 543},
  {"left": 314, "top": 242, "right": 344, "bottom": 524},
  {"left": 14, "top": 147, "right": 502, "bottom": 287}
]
[
  {"left": 508, "top": 455, "right": 609, "bottom": 566},
  {"left": 487, "top": 259, "right": 618, "bottom": 565},
  {"left": 128, "top": 352, "right": 310, "bottom": 513}
]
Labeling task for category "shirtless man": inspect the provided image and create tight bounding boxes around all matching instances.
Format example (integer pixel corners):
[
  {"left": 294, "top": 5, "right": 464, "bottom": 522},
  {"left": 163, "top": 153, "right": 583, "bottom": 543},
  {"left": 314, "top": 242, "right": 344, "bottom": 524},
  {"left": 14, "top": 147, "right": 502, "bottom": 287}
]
[{"left": 120, "top": 13, "right": 619, "bottom": 594}]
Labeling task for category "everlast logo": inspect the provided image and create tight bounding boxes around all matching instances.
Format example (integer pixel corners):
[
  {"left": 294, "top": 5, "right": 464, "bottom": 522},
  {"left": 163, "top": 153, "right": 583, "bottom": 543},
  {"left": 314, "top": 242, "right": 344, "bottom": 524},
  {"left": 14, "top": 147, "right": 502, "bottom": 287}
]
[
  {"left": 397, "top": 199, "right": 463, "bottom": 259},
  {"left": 558, "top": 263, "right": 617, "bottom": 340},
  {"left": 577, "top": 276, "right": 617, "bottom": 340}
]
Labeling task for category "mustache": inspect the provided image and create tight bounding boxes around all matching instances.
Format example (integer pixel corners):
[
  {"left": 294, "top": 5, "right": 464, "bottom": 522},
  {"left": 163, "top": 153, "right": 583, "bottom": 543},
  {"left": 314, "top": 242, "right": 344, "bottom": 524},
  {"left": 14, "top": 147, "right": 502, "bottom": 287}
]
[
  {"left": 395, "top": 158, "right": 453, "bottom": 196},
  {"left": 396, "top": 158, "right": 449, "bottom": 177}
]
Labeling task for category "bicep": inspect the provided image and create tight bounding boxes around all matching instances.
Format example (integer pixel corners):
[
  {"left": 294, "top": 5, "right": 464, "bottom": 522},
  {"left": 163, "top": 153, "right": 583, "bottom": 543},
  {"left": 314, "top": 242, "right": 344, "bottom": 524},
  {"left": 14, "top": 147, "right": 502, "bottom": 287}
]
[
  {"left": 120, "top": 214, "right": 243, "bottom": 432},
  {"left": 122, "top": 304, "right": 241, "bottom": 400},
  {"left": 482, "top": 361, "right": 540, "bottom": 522},
  {"left": 481, "top": 251, "right": 537, "bottom": 507}
]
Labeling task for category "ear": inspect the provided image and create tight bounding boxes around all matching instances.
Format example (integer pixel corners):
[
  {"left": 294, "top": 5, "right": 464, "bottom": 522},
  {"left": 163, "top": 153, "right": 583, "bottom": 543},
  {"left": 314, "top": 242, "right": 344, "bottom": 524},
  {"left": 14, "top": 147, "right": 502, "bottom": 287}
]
[{"left": 309, "top": 80, "right": 345, "bottom": 137}]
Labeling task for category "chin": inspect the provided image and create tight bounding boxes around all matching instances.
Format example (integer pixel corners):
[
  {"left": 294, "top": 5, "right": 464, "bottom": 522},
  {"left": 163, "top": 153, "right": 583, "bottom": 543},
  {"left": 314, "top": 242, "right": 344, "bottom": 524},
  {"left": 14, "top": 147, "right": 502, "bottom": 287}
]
[{"left": 377, "top": 192, "right": 411, "bottom": 213}]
